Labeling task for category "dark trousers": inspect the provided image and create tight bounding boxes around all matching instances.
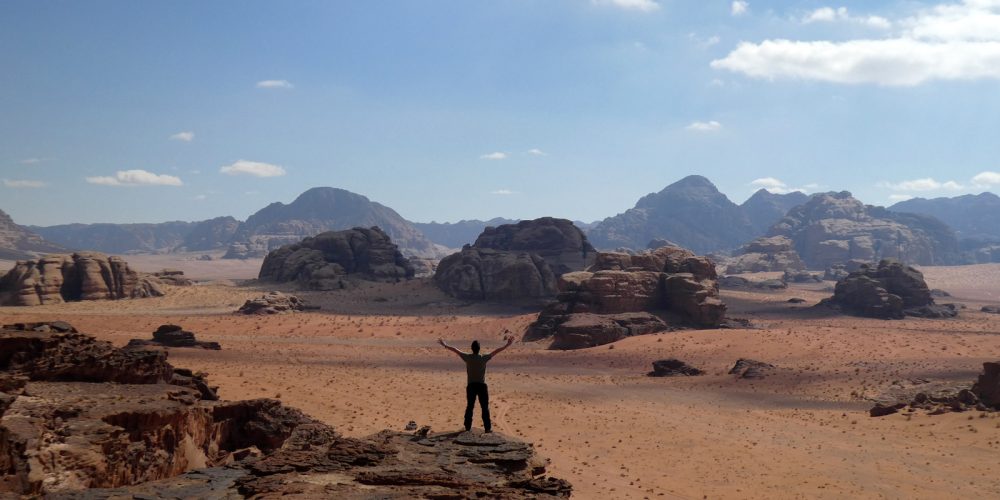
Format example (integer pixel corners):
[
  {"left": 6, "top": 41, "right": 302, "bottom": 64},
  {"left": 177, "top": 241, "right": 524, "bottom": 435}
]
[{"left": 464, "top": 382, "right": 491, "bottom": 431}]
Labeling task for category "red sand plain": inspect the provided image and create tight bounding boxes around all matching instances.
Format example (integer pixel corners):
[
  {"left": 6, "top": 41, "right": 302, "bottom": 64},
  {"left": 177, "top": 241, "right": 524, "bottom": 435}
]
[{"left": 2, "top": 261, "right": 1000, "bottom": 499}]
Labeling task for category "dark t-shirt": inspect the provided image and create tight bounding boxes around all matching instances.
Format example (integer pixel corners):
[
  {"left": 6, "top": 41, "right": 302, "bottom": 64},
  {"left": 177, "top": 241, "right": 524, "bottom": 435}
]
[{"left": 459, "top": 352, "right": 493, "bottom": 383}]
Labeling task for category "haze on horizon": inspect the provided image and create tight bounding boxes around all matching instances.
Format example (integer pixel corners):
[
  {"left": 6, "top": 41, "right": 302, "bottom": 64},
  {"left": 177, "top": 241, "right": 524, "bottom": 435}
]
[{"left": 2, "top": 0, "right": 1000, "bottom": 226}]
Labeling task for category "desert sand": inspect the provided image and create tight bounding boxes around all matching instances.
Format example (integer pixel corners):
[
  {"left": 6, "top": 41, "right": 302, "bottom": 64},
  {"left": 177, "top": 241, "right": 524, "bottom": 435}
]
[{"left": 2, "top": 262, "right": 999, "bottom": 499}]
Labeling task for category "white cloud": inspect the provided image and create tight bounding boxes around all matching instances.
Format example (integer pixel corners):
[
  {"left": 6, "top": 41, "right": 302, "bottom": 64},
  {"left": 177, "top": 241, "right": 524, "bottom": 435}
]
[
  {"left": 592, "top": 0, "right": 660, "bottom": 12},
  {"left": 527, "top": 148, "right": 547, "bottom": 156},
  {"left": 491, "top": 189, "right": 515, "bottom": 195},
  {"left": 972, "top": 171, "right": 1000, "bottom": 186},
  {"left": 889, "top": 194, "right": 915, "bottom": 202},
  {"left": 881, "top": 177, "right": 964, "bottom": 191},
  {"left": 256, "top": 79, "right": 294, "bottom": 89},
  {"left": 480, "top": 152, "right": 508, "bottom": 160},
  {"left": 689, "top": 33, "right": 721, "bottom": 48},
  {"left": 169, "top": 131, "right": 194, "bottom": 142},
  {"left": 19, "top": 158, "right": 43, "bottom": 165},
  {"left": 85, "top": 169, "right": 183, "bottom": 187},
  {"left": 2, "top": 179, "right": 47, "bottom": 188},
  {"left": 802, "top": 7, "right": 892, "bottom": 29},
  {"left": 731, "top": 1, "right": 749, "bottom": 16},
  {"left": 713, "top": 0, "right": 1000, "bottom": 85},
  {"left": 685, "top": 120, "right": 722, "bottom": 132},
  {"left": 749, "top": 177, "right": 815, "bottom": 194},
  {"left": 220, "top": 160, "right": 287, "bottom": 177},
  {"left": 194, "top": 194, "right": 207, "bottom": 201}
]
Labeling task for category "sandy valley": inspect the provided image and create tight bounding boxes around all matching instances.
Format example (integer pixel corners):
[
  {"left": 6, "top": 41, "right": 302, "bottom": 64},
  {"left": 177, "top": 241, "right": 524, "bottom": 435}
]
[{"left": 2, "top": 261, "right": 999, "bottom": 499}]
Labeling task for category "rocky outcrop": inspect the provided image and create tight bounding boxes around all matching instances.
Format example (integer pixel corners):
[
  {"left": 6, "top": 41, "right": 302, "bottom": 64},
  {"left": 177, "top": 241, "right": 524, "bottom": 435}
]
[
  {"left": 973, "top": 361, "right": 1000, "bottom": 408},
  {"left": 125, "top": 324, "right": 221, "bottom": 350},
  {"left": 0, "top": 208, "right": 65, "bottom": 260},
  {"left": 870, "top": 363, "right": 1000, "bottom": 417},
  {"left": 769, "top": 191, "right": 960, "bottom": 268},
  {"left": 588, "top": 175, "right": 756, "bottom": 254},
  {"left": 648, "top": 359, "right": 704, "bottom": 377},
  {"left": 819, "top": 260, "right": 957, "bottom": 319},
  {"left": 0, "top": 252, "right": 163, "bottom": 306},
  {"left": 783, "top": 270, "right": 822, "bottom": 283},
  {"left": 0, "top": 324, "right": 570, "bottom": 497},
  {"left": 526, "top": 246, "right": 725, "bottom": 349},
  {"left": 740, "top": 189, "right": 810, "bottom": 236},
  {"left": 150, "top": 268, "right": 194, "bottom": 286},
  {"left": 223, "top": 187, "right": 444, "bottom": 259},
  {"left": 729, "top": 359, "right": 776, "bottom": 379},
  {"left": 237, "top": 291, "right": 309, "bottom": 315},
  {"left": 434, "top": 218, "right": 595, "bottom": 302},
  {"left": 177, "top": 216, "right": 241, "bottom": 251},
  {"left": 725, "top": 235, "right": 805, "bottom": 273},
  {"left": 258, "top": 227, "right": 415, "bottom": 289}
]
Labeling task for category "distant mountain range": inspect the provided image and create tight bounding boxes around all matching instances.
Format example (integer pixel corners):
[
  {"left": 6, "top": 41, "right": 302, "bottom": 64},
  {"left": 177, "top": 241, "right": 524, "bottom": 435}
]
[
  {"left": 587, "top": 175, "right": 807, "bottom": 254},
  {"left": 4, "top": 178, "right": 996, "bottom": 267}
]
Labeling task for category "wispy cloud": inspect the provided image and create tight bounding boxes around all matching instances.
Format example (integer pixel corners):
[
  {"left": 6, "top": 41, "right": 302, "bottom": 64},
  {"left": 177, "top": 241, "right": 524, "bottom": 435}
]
[
  {"left": 972, "top": 171, "right": 1000, "bottom": 187},
  {"left": 527, "top": 148, "right": 547, "bottom": 156},
  {"left": 802, "top": 7, "right": 891, "bottom": 29},
  {"left": 685, "top": 120, "right": 722, "bottom": 132},
  {"left": 194, "top": 194, "right": 208, "bottom": 201},
  {"left": 880, "top": 178, "right": 964, "bottom": 191},
  {"left": 491, "top": 189, "right": 515, "bottom": 195},
  {"left": 19, "top": 158, "right": 44, "bottom": 165},
  {"left": 256, "top": 79, "right": 294, "bottom": 89},
  {"left": 731, "top": 1, "right": 749, "bottom": 16},
  {"left": 85, "top": 169, "right": 183, "bottom": 187},
  {"left": 713, "top": 0, "right": 1000, "bottom": 85},
  {"left": 2, "top": 179, "right": 47, "bottom": 188},
  {"left": 220, "top": 160, "right": 287, "bottom": 177},
  {"left": 749, "top": 177, "right": 815, "bottom": 194},
  {"left": 888, "top": 194, "right": 915, "bottom": 202},
  {"left": 592, "top": 0, "right": 660, "bottom": 12},
  {"left": 169, "top": 131, "right": 195, "bottom": 142},
  {"left": 480, "top": 152, "right": 508, "bottom": 160}
]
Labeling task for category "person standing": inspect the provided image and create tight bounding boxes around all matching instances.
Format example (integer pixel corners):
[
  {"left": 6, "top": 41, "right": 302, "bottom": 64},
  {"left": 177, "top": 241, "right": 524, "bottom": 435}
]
[{"left": 438, "top": 335, "right": 514, "bottom": 433}]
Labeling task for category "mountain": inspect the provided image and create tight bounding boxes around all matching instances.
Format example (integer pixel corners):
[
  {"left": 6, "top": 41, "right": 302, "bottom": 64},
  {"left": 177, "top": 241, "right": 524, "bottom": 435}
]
[
  {"left": 740, "top": 189, "right": 810, "bottom": 236},
  {"left": 177, "top": 216, "right": 241, "bottom": 252},
  {"left": 223, "top": 187, "right": 443, "bottom": 259},
  {"left": 890, "top": 192, "right": 1000, "bottom": 242},
  {"left": 0, "top": 209, "right": 66, "bottom": 260},
  {"left": 31, "top": 221, "right": 196, "bottom": 254},
  {"left": 769, "top": 191, "right": 960, "bottom": 268},
  {"left": 413, "top": 218, "right": 519, "bottom": 249},
  {"left": 587, "top": 175, "right": 756, "bottom": 254}
]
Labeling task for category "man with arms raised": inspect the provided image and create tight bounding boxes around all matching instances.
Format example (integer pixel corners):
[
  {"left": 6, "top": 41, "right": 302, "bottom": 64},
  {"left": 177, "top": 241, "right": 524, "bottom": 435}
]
[{"left": 438, "top": 335, "right": 514, "bottom": 433}]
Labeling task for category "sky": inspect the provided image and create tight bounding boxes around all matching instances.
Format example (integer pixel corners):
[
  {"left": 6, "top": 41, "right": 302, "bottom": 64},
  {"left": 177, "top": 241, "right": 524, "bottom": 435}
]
[{"left": 2, "top": 0, "right": 1000, "bottom": 226}]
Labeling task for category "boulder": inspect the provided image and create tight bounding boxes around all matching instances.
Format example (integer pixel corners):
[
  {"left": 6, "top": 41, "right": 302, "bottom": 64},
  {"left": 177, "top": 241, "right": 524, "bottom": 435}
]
[
  {"left": 0, "top": 252, "right": 163, "bottom": 306},
  {"left": 237, "top": 291, "right": 308, "bottom": 315},
  {"left": 783, "top": 270, "right": 822, "bottom": 283},
  {"left": 648, "top": 359, "right": 704, "bottom": 377},
  {"left": 981, "top": 306, "right": 1000, "bottom": 314},
  {"left": 972, "top": 361, "right": 1000, "bottom": 408},
  {"left": 258, "top": 227, "right": 415, "bottom": 289},
  {"left": 125, "top": 324, "right": 221, "bottom": 350},
  {"left": 729, "top": 359, "right": 776, "bottom": 379},
  {"left": 820, "top": 259, "right": 957, "bottom": 319},
  {"left": 546, "top": 312, "right": 668, "bottom": 350},
  {"left": 726, "top": 235, "right": 805, "bottom": 274},
  {"left": 434, "top": 218, "right": 594, "bottom": 301}
]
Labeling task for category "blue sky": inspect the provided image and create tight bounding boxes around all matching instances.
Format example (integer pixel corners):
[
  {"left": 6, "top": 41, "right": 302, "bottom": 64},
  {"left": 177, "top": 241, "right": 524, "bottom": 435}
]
[{"left": 3, "top": 0, "right": 1000, "bottom": 226}]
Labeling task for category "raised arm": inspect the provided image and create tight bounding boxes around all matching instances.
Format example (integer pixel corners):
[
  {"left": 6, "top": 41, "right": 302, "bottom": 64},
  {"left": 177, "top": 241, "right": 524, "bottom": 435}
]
[
  {"left": 438, "top": 338, "right": 465, "bottom": 357},
  {"left": 488, "top": 336, "right": 515, "bottom": 358}
]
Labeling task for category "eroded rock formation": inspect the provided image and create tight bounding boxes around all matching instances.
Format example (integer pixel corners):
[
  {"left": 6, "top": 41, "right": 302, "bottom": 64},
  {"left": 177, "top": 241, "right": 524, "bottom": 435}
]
[
  {"left": 125, "top": 324, "right": 221, "bottom": 350},
  {"left": 258, "top": 227, "right": 415, "bottom": 289},
  {"left": 724, "top": 235, "right": 805, "bottom": 274},
  {"left": 236, "top": 291, "right": 309, "bottom": 315},
  {"left": 648, "top": 359, "right": 704, "bottom": 377},
  {"left": 0, "top": 252, "right": 163, "bottom": 306},
  {"left": 434, "top": 218, "right": 595, "bottom": 301},
  {"left": 819, "top": 260, "right": 957, "bottom": 319},
  {"left": 0, "top": 323, "right": 571, "bottom": 497},
  {"left": 526, "top": 246, "right": 726, "bottom": 349}
]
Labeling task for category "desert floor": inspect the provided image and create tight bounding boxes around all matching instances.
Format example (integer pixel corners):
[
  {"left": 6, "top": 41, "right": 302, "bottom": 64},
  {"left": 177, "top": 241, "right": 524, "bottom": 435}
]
[{"left": 2, "top": 261, "right": 1000, "bottom": 499}]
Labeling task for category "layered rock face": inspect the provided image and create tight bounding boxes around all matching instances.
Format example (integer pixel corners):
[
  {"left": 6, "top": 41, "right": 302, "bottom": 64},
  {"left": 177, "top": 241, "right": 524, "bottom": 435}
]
[
  {"left": 258, "top": 227, "right": 415, "bottom": 289},
  {"left": 223, "top": 187, "right": 443, "bottom": 259},
  {"left": 724, "top": 235, "right": 805, "bottom": 273},
  {"left": 526, "top": 246, "right": 726, "bottom": 349},
  {"left": 0, "top": 208, "right": 65, "bottom": 260},
  {"left": 434, "top": 218, "right": 595, "bottom": 301},
  {"left": 0, "top": 252, "right": 163, "bottom": 306},
  {"left": 769, "top": 192, "right": 960, "bottom": 268},
  {"left": 237, "top": 291, "right": 309, "bottom": 315},
  {"left": 820, "top": 260, "right": 957, "bottom": 319},
  {"left": 0, "top": 324, "right": 571, "bottom": 497}
]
